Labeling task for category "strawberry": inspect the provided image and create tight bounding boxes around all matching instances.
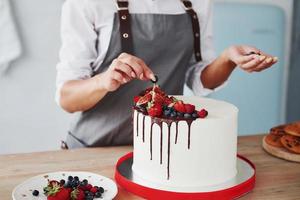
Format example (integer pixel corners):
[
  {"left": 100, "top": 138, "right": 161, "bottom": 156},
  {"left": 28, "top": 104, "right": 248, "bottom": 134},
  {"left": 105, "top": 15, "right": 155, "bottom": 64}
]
[
  {"left": 136, "top": 93, "right": 152, "bottom": 106},
  {"left": 148, "top": 104, "right": 163, "bottom": 117},
  {"left": 85, "top": 184, "right": 92, "bottom": 191},
  {"left": 164, "top": 97, "right": 174, "bottom": 106},
  {"left": 70, "top": 189, "right": 85, "bottom": 200},
  {"left": 133, "top": 96, "right": 141, "bottom": 104},
  {"left": 198, "top": 109, "right": 208, "bottom": 118},
  {"left": 174, "top": 101, "right": 186, "bottom": 113},
  {"left": 184, "top": 104, "right": 195, "bottom": 114},
  {"left": 153, "top": 93, "right": 165, "bottom": 105},
  {"left": 44, "top": 181, "right": 71, "bottom": 200},
  {"left": 143, "top": 86, "right": 165, "bottom": 96},
  {"left": 90, "top": 186, "right": 98, "bottom": 193}
]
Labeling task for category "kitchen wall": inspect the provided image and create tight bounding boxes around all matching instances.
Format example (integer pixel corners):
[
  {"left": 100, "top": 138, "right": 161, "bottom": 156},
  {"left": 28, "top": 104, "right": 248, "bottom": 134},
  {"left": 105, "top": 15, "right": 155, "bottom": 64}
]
[
  {"left": 0, "top": 0, "right": 70, "bottom": 155},
  {"left": 0, "top": 0, "right": 296, "bottom": 155}
]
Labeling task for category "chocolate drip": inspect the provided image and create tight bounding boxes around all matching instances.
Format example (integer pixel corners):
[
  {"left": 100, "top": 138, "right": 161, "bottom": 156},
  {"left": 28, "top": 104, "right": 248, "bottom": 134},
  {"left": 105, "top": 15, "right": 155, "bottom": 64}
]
[
  {"left": 159, "top": 121, "right": 163, "bottom": 164},
  {"left": 142, "top": 116, "right": 146, "bottom": 142},
  {"left": 134, "top": 108, "right": 196, "bottom": 180},
  {"left": 187, "top": 120, "right": 193, "bottom": 149},
  {"left": 150, "top": 123, "right": 154, "bottom": 160},
  {"left": 136, "top": 112, "right": 139, "bottom": 137},
  {"left": 175, "top": 121, "right": 179, "bottom": 144},
  {"left": 166, "top": 122, "right": 172, "bottom": 180}
]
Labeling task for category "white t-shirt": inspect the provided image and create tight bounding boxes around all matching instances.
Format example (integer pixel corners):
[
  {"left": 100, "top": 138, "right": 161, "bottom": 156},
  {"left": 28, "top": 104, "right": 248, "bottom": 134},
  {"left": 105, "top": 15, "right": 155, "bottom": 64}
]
[{"left": 56, "top": 0, "right": 225, "bottom": 105}]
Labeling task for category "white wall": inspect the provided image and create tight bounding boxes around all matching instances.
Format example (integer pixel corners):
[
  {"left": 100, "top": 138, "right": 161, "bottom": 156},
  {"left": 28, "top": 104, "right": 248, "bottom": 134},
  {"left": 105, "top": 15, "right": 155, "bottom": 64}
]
[{"left": 0, "top": 0, "right": 71, "bottom": 155}]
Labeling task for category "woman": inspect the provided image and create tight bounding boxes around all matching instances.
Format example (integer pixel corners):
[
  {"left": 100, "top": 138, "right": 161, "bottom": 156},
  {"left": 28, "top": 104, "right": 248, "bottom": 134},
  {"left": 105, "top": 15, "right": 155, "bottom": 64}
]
[{"left": 56, "top": 0, "right": 277, "bottom": 148}]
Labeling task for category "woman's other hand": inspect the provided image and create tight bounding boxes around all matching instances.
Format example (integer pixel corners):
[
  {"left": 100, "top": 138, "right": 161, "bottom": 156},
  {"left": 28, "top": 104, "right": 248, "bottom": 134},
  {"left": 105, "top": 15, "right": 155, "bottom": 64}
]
[{"left": 223, "top": 45, "right": 278, "bottom": 73}]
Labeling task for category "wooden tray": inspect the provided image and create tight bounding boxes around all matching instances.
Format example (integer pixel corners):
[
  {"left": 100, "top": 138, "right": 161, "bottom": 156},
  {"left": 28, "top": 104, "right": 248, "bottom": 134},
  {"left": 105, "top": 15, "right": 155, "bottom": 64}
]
[{"left": 262, "top": 136, "right": 300, "bottom": 163}]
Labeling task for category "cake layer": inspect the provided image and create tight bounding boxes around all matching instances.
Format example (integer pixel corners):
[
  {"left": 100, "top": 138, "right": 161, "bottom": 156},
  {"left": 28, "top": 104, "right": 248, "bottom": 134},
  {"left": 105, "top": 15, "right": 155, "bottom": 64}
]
[{"left": 132, "top": 96, "right": 238, "bottom": 188}]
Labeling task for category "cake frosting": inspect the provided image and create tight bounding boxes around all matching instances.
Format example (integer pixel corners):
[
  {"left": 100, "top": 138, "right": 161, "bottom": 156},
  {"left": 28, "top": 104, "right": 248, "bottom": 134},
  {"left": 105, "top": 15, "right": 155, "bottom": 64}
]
[{"left": 132, "top": 93, "right": 238, "bottom": 190}]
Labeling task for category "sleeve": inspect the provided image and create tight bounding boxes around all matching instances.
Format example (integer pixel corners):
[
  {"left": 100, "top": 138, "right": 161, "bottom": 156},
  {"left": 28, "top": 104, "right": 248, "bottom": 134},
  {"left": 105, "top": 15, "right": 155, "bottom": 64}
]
[
  {"left": 55, "top": 0, "right": 98, "bottom": 105},
  {"left": 185, "top": 1, "right": 227, "bottom": 96}
]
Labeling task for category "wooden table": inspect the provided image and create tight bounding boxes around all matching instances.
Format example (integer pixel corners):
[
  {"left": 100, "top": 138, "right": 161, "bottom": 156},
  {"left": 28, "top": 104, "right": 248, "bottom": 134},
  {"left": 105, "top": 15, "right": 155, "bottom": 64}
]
[{"left": 1, "top": 135, "right": 299, "bottom": 200}]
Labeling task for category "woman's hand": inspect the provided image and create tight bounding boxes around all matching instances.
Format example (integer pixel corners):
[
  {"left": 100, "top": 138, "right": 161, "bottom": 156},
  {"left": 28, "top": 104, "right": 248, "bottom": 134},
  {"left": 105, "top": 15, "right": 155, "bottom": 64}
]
[
  {"left": 223, "top": 45, "right": 278, "bottom": 73},
  {"left": 99, "top": 53, "right": 155, "bottom": 92}
]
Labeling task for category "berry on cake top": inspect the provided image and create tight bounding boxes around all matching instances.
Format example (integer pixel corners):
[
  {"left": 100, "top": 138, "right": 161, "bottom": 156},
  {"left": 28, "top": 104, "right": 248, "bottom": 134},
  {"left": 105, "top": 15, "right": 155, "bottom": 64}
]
[{"left": 133, "top": 85, "right": 208, "bottom": 119}]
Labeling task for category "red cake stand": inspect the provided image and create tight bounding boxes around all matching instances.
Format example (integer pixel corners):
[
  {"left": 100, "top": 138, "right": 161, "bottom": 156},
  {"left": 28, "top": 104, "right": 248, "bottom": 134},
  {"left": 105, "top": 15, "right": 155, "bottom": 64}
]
[{"left": 115, "top": 152, "right": 255, "bottom": 200}]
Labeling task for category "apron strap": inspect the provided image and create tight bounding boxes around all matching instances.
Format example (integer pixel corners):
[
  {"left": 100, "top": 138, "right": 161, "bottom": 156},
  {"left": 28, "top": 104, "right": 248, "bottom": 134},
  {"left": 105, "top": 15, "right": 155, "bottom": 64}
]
[
  {"left": 116, "top": 0, "right": 134, "bottom": 54},
  {"left": 181, "top": 0, "right": 202, "bottom": 62}
]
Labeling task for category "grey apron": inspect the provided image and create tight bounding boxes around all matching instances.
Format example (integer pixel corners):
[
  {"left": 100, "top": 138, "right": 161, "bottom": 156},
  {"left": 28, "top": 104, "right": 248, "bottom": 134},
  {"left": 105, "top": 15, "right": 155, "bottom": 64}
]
[{"left": 66, "top": 0, "right": 202, "bottom": 148}]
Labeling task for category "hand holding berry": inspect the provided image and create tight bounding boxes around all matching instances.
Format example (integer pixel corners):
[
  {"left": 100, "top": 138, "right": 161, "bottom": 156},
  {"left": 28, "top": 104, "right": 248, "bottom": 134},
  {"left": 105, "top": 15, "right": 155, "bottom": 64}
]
[
  {"left": 98, "top": 53, "right": 155, "bottom": 92},
  {"left": 223, "top": 45, "right": 278, "bottom": 73}
]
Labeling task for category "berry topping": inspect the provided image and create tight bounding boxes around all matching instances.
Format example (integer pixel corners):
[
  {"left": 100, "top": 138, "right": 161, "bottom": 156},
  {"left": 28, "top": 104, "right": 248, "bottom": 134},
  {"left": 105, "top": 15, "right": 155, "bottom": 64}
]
[
  {"left": 134, "top": 85, "right": 208, "bottom": 120},
  {"left": 136, "top": 93, "right": 152, "bottom": 106},
  {"left": 174, "top": 101, "right": 186, "bottom": 113},
  {"left": 184, "top": 104, "right": 195, "bottom": 114},
  {"left": 192, "top": 112, "right": 199, "bottom": 118},
  {"left": 198, "top": 109, "right": 208, "bottom": 118},
  {"left": 148, "top": 104, "right": 163, "bottom": 117},
  {"left": 90, "top": 186, "right": 98, "bottom": 194},
  {"left": 133, "top": 96, "right": 141, "bottom": 104},
  {"left": 184, "top": 113, "right": 192, "bottom": 119}
]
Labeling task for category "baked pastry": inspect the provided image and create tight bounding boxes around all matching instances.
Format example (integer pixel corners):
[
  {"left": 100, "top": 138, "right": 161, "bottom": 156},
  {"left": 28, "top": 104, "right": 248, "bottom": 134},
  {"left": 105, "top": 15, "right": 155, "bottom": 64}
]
[
  {"left": 284, "top": 121, "right": 300, "bottom": 137},
  {"left": 280, "top": 134, "right": 300, "bottom": 154}
]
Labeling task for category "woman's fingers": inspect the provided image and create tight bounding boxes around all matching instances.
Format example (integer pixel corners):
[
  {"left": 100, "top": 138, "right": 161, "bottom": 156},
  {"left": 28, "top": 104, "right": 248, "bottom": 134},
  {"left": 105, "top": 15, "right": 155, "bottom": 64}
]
[
  {"left": 118, "top": 53, "right": 155, "bottom": 80},
  {"left": 240, "top": 55, "right": 266, "bottom": 70},
  {"left": 110, "top": 70, "right": 124, "bottom": 83},
  {"left": 250, "top": 57, "right": 278, "bottom": 72},
  {"left": 113, "top": 60, "right": 135, "bottom": 79},
  {"left": 235, "top": 54, "right": 256, "bottom": 65}
]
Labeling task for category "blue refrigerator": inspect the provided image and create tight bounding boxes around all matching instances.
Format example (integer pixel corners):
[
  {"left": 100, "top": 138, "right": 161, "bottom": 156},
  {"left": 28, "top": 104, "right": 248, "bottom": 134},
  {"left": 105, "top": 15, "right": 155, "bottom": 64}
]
[{"left": 186, "top": 2, "right": 286, "bottom": 135}]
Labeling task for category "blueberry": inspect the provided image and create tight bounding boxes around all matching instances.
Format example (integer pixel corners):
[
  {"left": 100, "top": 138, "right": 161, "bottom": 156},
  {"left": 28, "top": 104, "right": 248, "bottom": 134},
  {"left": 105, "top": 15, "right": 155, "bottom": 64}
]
[
  {"left": 164, "top": 109, "right": 171, "bottom": 116},
  {"left": 86, "top": 196, "right": 93, "bottom": 200},
  {"left": 74, "top": 176, "right": 79, "bottom": 181},
  {"left": 170, "top": 112, "right": 177, "bottom": 118},
  {"left": 66, "top": 180, "right": 72, "bottom": 188},
  {"left": 95, "top": 192, "right": 102, "bottom": 198},
  {"left": 98, "top": 187, "right": 105, "bottom": 193},
  {"left": 32, "top": 190, "right": 39, "bottom": 196},
  {"left": 87, "top": 191, "right": 94, "bottom": 197},
  {"left": 162, "top": 105, "right": 168, "bottom": 110},
  {"left": 177, "top": 112, "right": 184, "bottom": 118},
  {"left": 73, "top": 180, "right": 80, "bottom": 187},
  {"left": 68, "top": 176, "right": 73, "bottom": 181},
  {"left": 84, "top": 190, "right": 90, "bottom": 195},
  {"left": 82, "top": 179, "right": 88, "bottom": 185},
  {"left": 60, "top": 179, "right": 65, "bottom": 186},
  {"left": 184, "top": 113, "right": 192, "bottom": 119},
  {"left": 192, "top": 113, "right": 199, "bottom": 118}
]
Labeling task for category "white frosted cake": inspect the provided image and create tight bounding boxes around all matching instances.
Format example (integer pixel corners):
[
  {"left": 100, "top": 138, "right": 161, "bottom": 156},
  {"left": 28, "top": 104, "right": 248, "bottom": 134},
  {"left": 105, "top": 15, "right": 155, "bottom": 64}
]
[{"left": 132, "top": 87, "right": 238, "bottom": 191}]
